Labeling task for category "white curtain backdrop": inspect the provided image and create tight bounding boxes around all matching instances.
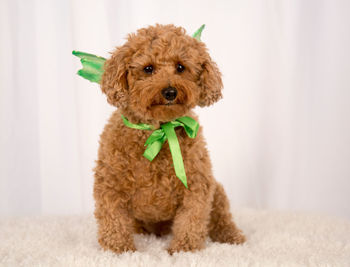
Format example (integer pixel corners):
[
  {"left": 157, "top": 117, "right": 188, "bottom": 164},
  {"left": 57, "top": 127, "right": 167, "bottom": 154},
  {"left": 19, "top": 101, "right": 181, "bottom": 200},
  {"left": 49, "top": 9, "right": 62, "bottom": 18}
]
[{"left": 1, "top": 0, "right": 349, "bottom": 219}]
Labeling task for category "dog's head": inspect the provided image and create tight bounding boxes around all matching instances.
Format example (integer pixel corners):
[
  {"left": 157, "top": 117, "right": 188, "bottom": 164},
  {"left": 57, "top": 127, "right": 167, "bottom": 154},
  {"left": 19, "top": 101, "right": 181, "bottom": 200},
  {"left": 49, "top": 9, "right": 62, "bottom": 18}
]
[{"left": 101, "top": 24, "right": 222, "bottom": 122}]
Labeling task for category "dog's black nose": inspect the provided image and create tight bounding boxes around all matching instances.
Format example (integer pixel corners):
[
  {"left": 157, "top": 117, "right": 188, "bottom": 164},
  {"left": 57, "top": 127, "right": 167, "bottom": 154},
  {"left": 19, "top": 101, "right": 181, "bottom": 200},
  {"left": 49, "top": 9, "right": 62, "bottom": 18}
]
[{"left": 161, "top": 86, "right": 177, "bottom": 101}]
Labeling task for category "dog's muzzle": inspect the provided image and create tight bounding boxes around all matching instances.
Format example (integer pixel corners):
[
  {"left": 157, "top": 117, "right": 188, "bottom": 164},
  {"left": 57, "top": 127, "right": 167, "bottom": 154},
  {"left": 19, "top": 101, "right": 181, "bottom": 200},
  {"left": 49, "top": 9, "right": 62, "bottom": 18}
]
[{"left": 161, "top": 86, "right": 177, "bottom": 101}]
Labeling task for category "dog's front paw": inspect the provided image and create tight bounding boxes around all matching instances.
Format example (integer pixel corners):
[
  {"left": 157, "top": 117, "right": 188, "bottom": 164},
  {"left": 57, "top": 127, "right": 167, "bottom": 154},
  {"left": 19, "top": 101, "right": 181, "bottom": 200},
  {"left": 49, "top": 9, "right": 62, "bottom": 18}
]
[
  {"left": 223, "top": 229, "right": 246, "bottom": 245},
  {"left": 211, "top": 224, "right": 246, "bottom": 245},
  {"left": 167, "top": 235, "right": 205, "bottom": 254},
  {"left": 98, "top": 235, "right": 136, "bottom": 254}
]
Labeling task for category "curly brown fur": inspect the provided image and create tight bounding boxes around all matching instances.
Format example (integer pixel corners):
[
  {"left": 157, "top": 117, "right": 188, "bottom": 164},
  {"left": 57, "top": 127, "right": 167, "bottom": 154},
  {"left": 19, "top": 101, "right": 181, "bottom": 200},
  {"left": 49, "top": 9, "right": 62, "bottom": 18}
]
[{"left": 94, "top": 24, "right": 245, "bottom": 254}]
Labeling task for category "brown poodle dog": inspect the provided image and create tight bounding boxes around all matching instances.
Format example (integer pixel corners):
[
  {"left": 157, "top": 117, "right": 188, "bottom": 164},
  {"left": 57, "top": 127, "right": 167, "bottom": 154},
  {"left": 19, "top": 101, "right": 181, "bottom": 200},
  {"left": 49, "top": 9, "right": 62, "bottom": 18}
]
[{"left": 93, "top": 24, "right": 245, "bottom": 254}]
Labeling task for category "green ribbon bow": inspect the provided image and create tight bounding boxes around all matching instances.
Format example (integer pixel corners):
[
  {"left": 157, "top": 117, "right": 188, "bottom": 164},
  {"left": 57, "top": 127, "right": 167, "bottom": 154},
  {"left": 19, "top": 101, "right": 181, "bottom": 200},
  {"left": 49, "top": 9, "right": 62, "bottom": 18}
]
[{"left": 122, "top": 115, "right": 199, "bottom": 188}]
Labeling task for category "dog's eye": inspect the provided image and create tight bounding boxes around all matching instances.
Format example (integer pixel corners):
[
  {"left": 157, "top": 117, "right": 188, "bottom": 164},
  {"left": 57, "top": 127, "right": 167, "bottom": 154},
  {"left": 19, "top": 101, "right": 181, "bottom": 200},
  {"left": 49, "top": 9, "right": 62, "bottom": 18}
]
[
  {"left": 143, "top": 65, "right": 154, "bottom": 74},
  {"left": 176, "top": 63, "right": 185, "bottom": 73}
]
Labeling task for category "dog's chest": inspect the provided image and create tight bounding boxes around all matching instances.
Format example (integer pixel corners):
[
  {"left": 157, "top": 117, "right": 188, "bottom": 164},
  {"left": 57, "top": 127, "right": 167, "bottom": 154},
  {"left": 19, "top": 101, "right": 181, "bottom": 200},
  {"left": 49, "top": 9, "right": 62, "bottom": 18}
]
[
  {"left": 125, "top": 129, "right": 186, "bottom": 222},
  {"left": 130, "top": 182, "right": 180, "bottom": 222}
]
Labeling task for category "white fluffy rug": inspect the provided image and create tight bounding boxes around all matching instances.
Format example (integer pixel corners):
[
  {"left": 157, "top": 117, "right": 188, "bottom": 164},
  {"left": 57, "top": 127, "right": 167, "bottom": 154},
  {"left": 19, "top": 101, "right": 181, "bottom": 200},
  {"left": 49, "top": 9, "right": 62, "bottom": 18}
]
[{"left": 1, "top": 208, "right": 350, "bottom": 267}]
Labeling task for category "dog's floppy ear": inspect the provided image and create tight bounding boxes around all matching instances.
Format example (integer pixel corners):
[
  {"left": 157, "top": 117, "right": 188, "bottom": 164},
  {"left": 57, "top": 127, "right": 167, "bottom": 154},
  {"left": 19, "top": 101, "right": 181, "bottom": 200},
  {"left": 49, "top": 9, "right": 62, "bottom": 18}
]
[
  {"left": 100, "top": 45, "right": 131, "bottom": 108},
  {"left": 198, "top": 56, "right": 223, "bottom": 107}
]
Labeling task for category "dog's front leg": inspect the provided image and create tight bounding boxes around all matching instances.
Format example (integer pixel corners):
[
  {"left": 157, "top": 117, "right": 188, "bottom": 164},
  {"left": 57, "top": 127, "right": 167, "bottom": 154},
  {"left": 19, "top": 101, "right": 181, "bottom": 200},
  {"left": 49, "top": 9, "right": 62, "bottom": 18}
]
[
  {"left": 94, "top": 185, "right": 136, "bottom": 254},
  {"left": 168, "top": 180, "right": 214, "bottom": 254}
]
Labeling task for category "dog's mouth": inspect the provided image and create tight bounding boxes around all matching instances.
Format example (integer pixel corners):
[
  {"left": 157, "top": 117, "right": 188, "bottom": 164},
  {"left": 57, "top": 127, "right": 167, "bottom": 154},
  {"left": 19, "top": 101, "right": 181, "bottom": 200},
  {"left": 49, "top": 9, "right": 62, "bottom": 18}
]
[
  {"left": 147, "top": 100, "right": 188, "bottom": 121},
  {"left": 150, "top": 98, "right": 185, "bottom": 107},
  {"left": 151, "top": 102, "right": 182, "bottom": 107}
]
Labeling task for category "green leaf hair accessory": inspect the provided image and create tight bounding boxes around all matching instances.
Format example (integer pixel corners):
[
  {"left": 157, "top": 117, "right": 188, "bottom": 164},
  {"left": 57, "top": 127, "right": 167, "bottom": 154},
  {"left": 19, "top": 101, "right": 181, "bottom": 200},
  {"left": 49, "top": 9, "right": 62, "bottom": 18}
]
[
  {"left": 72, "top": 50, "right": 106, "bottom": 84},
  {"left": 121, "top": 115, "right": 199, "bottom": 188},
  {"left": 72, "top": 24, "right": 205, "bottom": 83},
  {"left": 192, "top": 24, "right": 205, "bottom": 41}
]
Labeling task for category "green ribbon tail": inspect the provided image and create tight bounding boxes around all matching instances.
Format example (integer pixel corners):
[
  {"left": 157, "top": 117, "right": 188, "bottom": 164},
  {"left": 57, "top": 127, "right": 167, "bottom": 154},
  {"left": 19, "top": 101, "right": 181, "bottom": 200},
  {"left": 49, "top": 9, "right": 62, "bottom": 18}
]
[
  {"left": 143, "top": 130, "right": 166, "bottom": 161},
  {"left": 143, "top": 139, "right": 166, "bottom": 161},
  {"left": 161, "top": 123, "right": 188, "bottom": 188}
]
